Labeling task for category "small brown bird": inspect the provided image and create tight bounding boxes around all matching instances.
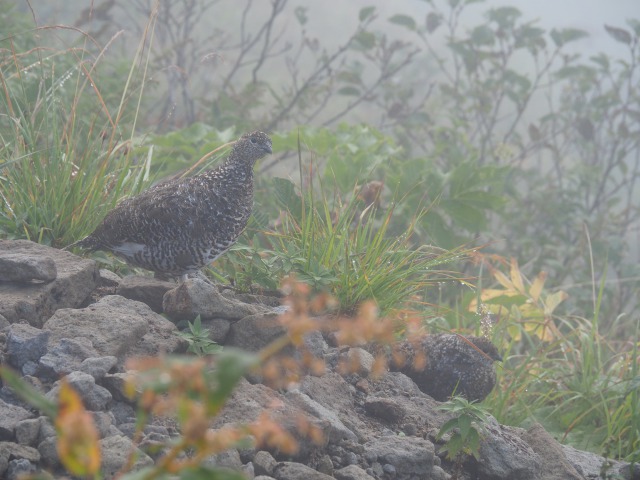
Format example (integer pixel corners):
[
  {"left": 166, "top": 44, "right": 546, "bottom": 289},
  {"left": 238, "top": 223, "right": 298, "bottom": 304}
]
[
  {"left": 67, "top": 131, "right": 272, "bottom": 280},
  {"left": 397, "top": 334, "right": 502, "bottom": 402}
]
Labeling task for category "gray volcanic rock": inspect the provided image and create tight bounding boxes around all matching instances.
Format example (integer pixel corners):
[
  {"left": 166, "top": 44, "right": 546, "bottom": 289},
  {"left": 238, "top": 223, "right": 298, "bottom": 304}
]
[
  {"left": 163, "top": 278, "right": 267, "bottom": 321},
  {"left": 0, "top": 400, "right": 34, "bottom": 441},
  {"left": 43, "top": 295, "right": 177, "bottom": 360},
  {"left": 0, "top": 240, "right": 98, "bottom": 326},
  {"left": 116, "top": 275, "right": 175, "bottom": 313},
  {"left": 0, "top": 253, "right": 56, "bottom": 282},
  {"left": 5, "top": 323, "right": 49, "bottom": 372}
]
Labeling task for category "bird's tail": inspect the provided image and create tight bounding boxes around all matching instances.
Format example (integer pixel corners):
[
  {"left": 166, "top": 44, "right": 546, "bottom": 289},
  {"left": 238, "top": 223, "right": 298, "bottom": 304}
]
[{"left": 62, "top": 235, "right": 98, "bottom": 252}]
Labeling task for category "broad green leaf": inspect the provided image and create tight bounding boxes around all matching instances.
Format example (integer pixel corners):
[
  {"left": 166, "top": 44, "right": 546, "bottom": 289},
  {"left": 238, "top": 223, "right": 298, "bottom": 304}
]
[
  {"left": 471, "top": 25, "right": 494, "bottom": 46},
  {"left": 359, "top": 6, "right": 375, "bottom": 22},
  {"left": 604, "top": 24, "right": 632, "bottom": 44},
  {"left": 388, "top": 14, "right": 416, "bottom": 30},
  {"left": 550, "top": 28, "right": 588, "bottom": 47},
  {"left": 458, "top": 414, "right": 472, "bottom": 438},
  {"left": 353, "top": 30, "right": 376, "bottom": 50}
]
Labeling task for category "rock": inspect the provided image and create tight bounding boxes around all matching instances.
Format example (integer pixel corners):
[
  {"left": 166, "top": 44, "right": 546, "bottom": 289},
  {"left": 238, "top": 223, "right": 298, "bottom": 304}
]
[
  {"left": 562, "top": 443, "right": 633, "bottom": 480},
  {"left": 99, "top": 269, "right": 122, "bottom": 287},
  {"left": 226, "top": 313, "right": 285, "bottom": 352},
  {"left": 301, "top": 331, "right": 329, "bottom": 359},
  {"left": 203, "top": 449, "right": 243, "bottom": 470},
  {"left": 43, "top": 295, "right": 172, "bottom": 360},
  {"left": 470, "top": 418, "right": 540, "bottom": 480},
  {"left": 0, "top": 442, "right": 40, "bottom": 478},
  {"left": 364, "top": 397, "right": 406, "bottom": 423},
  {"left": 116, "top": 275, "right": 175, "bottom": 313},
  {"left": 0, "top": 375, "right": 45, "bottom": 410},
  {"left": 79, "top": 356, "right": 118, "bottom": 380},
  {"left": 203, "top": 318, "right": 232, "bottom": 343},
  {"left": 109, "top": 401, "right": 136, "bottom": 426},
  {"left": 100, "top": 435, "right": 153, "bottom": 479},
  {"left": 128, "top": 309, "right": 186, "bottom": 358},
  {"left": 299, "top": 373, "right": 369, "bottom": 440},
  {"left": 6, "top": 457, "right": 37, "bottom": 479},
  {"left": 0, "top": 252, "right": 56, "bottom": 282},
  {"left": 92, "top": 411, "right": 114, "bottom": 439},
  {"left": 334, "top": 464, "right": 376, "bottom": 480},
  {"left": 46, "top": 371, "right": 112, "bottom": 411},
  {"left": 163, "top": 278, "right": 267, "bottom": 321},
  {"left": 37, "top": 417, "right": 56, "bottom": 443},
  {"left": 5, "top": 323, "right": 49, "bottom": 372},
  {"left": 36, "top": 436, "right": 58, "bottom": 468},
  {"left": 341, "top": 348, "right": 374, "bottom": 376},
  {"left": 0, "top": 399, "right": 34, "bottom": 441},
  {"left": 15, "top": 418, "right": 41, "bottom": 446},
  {"left": 0, "top": 313, "right": 9, "bottom": 330},
  {"left": 38, "top": 337, "right": 100, "bottom": 379},
  {"left": 273, "top": 461, "right": 334, "bottom": 480},
  {"left": 363, "top": 435, "right": 435, "bottom": 478},
  {"left": 254, "top": 450, "right": 278, "bottom": 476},
  {"left": 101, "top": 373, "right": 137, "bottom": 403},
  {"left": 316, "top": 454, "right": 334, "bottom": 475},
  {"left": 0, "top": 240, "right": 98, "bottom": 326},
  {"left": 520, "top": 423, "right": 583, "bottom": 480},
  {"left": 286, "top": 389, "right": 357, "bottom": 443}
]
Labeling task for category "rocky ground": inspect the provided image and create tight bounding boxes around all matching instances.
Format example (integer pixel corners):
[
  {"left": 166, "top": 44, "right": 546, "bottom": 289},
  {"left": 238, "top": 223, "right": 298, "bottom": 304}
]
[{"left": 0, "top": 239, "right": 637, "bottom": 480}]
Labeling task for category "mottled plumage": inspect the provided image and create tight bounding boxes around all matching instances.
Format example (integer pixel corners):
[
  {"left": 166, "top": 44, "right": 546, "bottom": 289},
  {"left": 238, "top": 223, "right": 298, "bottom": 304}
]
[
  {"left": 68, "top": 131, "right": 272, "bottom": 278},
  {"left": 399, "top": 334, "right": 502, "bottom": 402}
]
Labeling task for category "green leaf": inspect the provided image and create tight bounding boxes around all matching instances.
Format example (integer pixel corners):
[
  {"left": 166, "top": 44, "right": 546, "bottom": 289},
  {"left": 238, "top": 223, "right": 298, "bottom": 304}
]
[
  {"left": 338, "top": 86, "right": 361, "bottom": 97},
  {"left": 458, "top": 414, "right": 472, "bottom": 438},
  {"left": 353, "top": 30, "right": 376, "bottom": 50},
  {"left": 486, "top": 6, "right": 521, "bottom": 29},
  {"left": 437, "top": 418, "right": 460, "bottom": 439},
  {"left": 359, "top": 6, "right": 375, "bottom": 22},
  {"left": 388, "top": 14, "right": 417, "bottom": 30},
  {"left": 294, "top": 6, "right": 308, "bottom": 25},
  {"left": 550, "top": 28, "right": 588, "bottom": 47},
  {"left": 467, "top": 428, "right": 482, "bottom": 459},
  {"left": 471, "top": 25, "right": 494, "bottom": 45},
  {"left": 604, "top": 24, "right": 632, "bottom": 45}
]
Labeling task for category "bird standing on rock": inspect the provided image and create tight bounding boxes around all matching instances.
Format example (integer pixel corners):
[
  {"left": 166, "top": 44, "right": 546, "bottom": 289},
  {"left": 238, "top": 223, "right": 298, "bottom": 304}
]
[{"left": 67, "top": 131, "right": 272, "bottom": 280}]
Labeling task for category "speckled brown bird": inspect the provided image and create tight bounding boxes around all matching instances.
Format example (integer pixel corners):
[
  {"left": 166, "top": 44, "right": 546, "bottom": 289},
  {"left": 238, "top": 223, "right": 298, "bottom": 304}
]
[
  {"left": 67, "top": 131, "right": 272, "bottom": 280},
  {"left": 398, "top": 334, "right": 502, "bottom": 402}
]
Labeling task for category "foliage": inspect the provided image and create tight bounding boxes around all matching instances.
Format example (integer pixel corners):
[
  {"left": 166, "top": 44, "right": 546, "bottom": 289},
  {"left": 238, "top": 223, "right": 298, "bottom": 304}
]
[
  {"left": 175, "top": 315, "right": 223, "bottom": 357},
  {"left": 436, "top": 396, "right": 490, "bottom": 462},
  {"left": 479, "top": 258, "right": 640, "bottom": 462},
  {"left": 0, "top": 9, "right": 155, "bottom": 246}
]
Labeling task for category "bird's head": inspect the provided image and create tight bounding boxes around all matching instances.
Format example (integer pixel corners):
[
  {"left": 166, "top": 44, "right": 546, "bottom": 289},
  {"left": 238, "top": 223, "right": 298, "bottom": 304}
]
[
  {"left": 233, "top": 131, "right": 273, "bottom": 165},
  {"left": 470, "top": 336, "right": 503, "bottom": 362}
]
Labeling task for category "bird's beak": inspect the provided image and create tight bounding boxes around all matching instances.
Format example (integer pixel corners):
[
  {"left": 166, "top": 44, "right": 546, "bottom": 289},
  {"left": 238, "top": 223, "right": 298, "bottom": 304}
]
[{"left": 263, "top": 144, "right": 273, "bottom": 155}]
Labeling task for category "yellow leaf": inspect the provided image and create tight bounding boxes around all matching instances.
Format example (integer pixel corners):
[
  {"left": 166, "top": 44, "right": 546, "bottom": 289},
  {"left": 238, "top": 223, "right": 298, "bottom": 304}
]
[
  {"left": 510, "top": 258, "right": 525, "bottom": 294},
  {"left": 493, "top": 269, "right": 515, "bottom": 290},
  {"left": 529, "top": 271, "right": 547, "bottom": 302},
  {"left": 544, "top": 290, "right": 568, "bottom": 315},
  {"left": 55, "top": 379, "right": 101, "bottom": 476}
]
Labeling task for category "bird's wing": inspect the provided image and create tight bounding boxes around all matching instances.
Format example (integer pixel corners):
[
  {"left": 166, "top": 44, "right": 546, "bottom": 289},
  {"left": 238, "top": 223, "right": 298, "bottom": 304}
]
[{"left": 90, "top": 178, "right": 208, "bottom": 247}]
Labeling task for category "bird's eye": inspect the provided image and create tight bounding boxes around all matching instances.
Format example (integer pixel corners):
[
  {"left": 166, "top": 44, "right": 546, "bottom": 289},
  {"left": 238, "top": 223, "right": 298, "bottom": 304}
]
[{"left": 250, "top": 138, "right": 257, "bottom": 144}]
